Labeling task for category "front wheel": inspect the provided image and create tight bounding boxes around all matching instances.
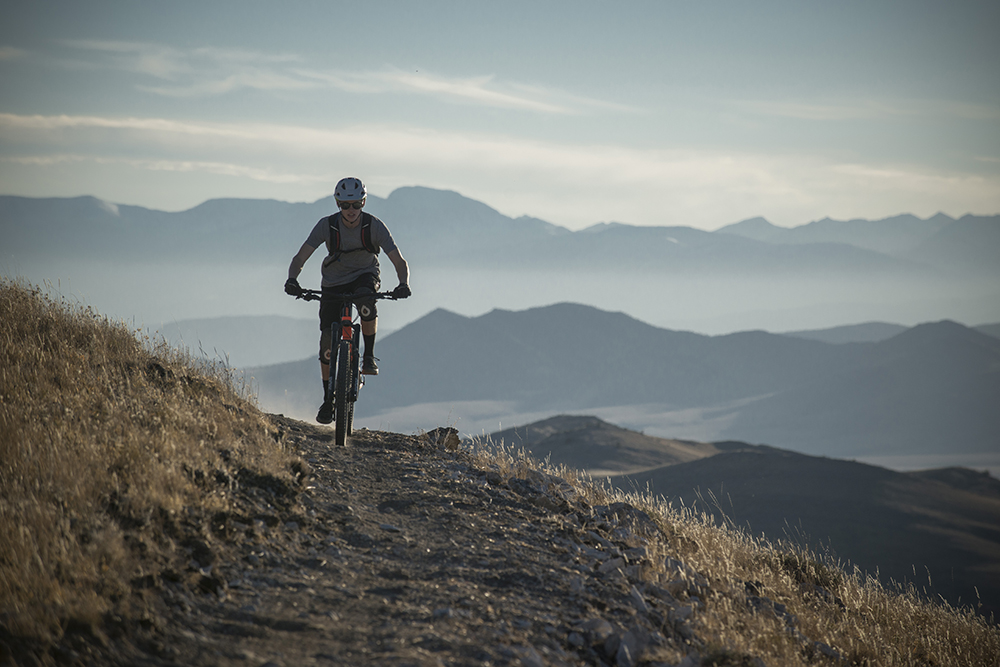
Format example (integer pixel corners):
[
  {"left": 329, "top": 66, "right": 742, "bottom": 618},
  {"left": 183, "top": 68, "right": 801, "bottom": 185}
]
[{"left": 335, "top": 339, "right": 353, "bottom": 446}]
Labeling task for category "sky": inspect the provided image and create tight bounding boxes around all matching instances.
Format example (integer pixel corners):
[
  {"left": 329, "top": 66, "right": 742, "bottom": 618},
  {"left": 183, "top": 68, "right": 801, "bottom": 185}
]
[{"left": 1, "top": 0, "right": 998, "bottom": 231}]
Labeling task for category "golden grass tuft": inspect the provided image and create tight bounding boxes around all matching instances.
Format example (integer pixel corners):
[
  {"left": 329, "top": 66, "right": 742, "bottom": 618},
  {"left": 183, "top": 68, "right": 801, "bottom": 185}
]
[
  {"left": 0, "top": 279, "right": 295, "bottom": 642},
  {"left": 468, "top": 436, "right": 1000, "bottom": 666}
]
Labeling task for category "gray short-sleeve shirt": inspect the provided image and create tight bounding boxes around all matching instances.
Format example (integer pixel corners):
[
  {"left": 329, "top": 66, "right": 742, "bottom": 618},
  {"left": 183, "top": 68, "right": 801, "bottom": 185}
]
[{"left": 304, "top": 213, "right": 399, "bottom": 287}]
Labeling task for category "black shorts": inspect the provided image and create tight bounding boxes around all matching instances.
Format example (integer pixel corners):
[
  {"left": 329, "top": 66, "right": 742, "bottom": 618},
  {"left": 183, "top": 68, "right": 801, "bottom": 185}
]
[{"left": 318, "top": 273, "right": 380, "bottom": 362}]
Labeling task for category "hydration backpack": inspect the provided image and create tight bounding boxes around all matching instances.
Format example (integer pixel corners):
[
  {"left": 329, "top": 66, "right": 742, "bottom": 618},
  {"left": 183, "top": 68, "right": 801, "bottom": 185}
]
[{"left": 326, "top": 211, "right": 379, "bottom": 260}]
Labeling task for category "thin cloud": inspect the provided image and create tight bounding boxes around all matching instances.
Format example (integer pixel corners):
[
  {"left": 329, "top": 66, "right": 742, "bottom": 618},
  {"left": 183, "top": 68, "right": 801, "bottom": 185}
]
[
  {"left": 59, "top": 39, "right": 313, "bottom": 94},
  {"left": 129, "top": 157, "right": 327, "bottom": 184},
  {"left": 293, "top": 66, "right": 577, "bottom": 112},
  {"left": 3, "top": 153, "right": 323, "bottom": 184},
  {"left": 55, "top": 40, "right": 631, "bottom": 114},
  {"left": 348, "top": 68, "right": 641, "bottom": 114},
  {"left": 371, "top": 69, "right": 571, "bottom": 114},
  {"left": 137, "top": 71, "right": 321, "bottom": 97}
]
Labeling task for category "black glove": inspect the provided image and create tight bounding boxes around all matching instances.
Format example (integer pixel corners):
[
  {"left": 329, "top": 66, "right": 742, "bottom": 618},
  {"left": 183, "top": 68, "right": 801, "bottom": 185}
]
[
  {"left": 284, "top": 278, "right": 302, "bottom": 296},
  {"left": 392, "top": 283, "right": 411, "bottom": 299}
]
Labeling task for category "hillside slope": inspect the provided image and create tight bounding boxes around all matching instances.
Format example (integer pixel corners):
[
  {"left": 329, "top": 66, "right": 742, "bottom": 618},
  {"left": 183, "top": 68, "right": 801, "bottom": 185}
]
[{"left": 610, "top": 446, "right": 1000, "bottom": 620}]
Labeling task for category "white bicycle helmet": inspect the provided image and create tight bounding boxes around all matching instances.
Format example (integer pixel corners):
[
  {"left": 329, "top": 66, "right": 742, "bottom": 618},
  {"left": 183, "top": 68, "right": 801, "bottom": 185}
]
[{"left": 335, "top": 177, "right": 366, "bottom": 203}]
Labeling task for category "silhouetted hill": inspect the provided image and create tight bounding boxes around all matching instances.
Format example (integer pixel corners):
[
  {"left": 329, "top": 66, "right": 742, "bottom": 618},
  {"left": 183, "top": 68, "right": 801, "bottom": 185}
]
[
  {"left": 608, "top": 446, "right": 1000, "bottom": 618},
  {"left": 483, "top": 415, "right": 719, "bottom": 474},
  {"left": 715, "top": 216, "right": 784, "bottom": 242},
  {"left": 367, "top": 303, "right": 855, "bottom": 412},
  {"left": 725, "top": 320, "right": 1000, "bottom": 455}
]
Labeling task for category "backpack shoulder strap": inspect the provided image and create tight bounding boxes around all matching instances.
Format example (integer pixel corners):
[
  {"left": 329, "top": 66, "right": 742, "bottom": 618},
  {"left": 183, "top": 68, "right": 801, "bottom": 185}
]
[
  {"left": 326, "top": 211, "right": 378, "bottom": 258},
  {"left": 326, "top": 212, "right": 342, "bottom": 255},
  {"left": 360, "top": 212, "right": 378, "bottom": 254}
]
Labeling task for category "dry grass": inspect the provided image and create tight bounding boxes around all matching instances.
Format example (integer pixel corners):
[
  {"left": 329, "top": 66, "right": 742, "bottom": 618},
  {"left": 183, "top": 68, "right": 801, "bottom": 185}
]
[
  {"left": 469, "top": 437, "right": 1000, "bottom": 667},
  {"left": 0, "top": 279, "right": 295, "bottom": 643}
]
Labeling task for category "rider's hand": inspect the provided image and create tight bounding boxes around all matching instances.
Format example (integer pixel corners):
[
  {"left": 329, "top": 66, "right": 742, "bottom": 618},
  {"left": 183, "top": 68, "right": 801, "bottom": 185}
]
[
  {"left": 284, "top": 278, "right": 302, "bottom": 296},
  {"left": 392, "top": 283, "right": 411, "bottom": 299}
]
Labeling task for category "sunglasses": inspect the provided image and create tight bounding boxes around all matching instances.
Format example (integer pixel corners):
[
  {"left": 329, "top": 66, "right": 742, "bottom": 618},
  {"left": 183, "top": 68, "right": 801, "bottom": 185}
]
[{"left": 338, "top": 201, "right": 364, "bottom": 210}]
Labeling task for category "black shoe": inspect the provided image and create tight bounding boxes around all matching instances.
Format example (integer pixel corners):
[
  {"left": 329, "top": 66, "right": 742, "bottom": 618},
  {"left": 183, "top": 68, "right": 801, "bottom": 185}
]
[
  {"left": 316, "top": 400, "right": 333, "bottom": 424},
  {"left": 362, "top": 356, "right": 379, "bottom": 375}
]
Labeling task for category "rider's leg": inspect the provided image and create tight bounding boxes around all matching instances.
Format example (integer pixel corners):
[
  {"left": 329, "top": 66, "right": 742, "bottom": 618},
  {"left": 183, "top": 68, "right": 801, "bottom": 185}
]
[
  {"left": 360, "top": 317, "right": 379, "bottom": 375},
  {"left": 319, "top": 362, "right": 332, "bottom": 410},
  {"left": 362, "top": 318, "right": 376, "bottom": 358},
  {"left": 318, "top": 297, "right": 336, "bottom": 421},
  {"left": 355, "top": 273, "right": 380, "bottom": 374},
  {"left": 316, "top": 359, "right": 334, "bottom": 423}
]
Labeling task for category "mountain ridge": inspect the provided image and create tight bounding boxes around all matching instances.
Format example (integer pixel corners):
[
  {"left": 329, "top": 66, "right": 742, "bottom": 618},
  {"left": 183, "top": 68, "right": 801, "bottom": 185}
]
[{"left": 5, "top": 188, "right": 996, "bottom": 276}]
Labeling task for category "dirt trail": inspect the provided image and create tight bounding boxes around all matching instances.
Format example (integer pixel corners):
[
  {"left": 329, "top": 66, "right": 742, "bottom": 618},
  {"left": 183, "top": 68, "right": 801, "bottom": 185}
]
[{"left": 45, "top": 416, "right": 709, "bottom": 667}]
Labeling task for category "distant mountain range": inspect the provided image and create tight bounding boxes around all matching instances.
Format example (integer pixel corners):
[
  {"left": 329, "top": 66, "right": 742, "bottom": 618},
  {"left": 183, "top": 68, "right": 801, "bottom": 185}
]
[
  {"left": 718, "top": 212, "right": 1000, "bottom": 276},
  {"left": 478, "top": 415, "right": 1000, "bottom": 619},
  {"left": 250, "top": 302, "right": 1000, "bottom": 459},
  {"left": 3, "top": 187, "right": 998, "bottom": 277},
  {"left": 717, "top": 213, "right": 953, "bottom": 255},
  {"left": 5, "top": 185, "right": 998, "bottom": 340}
]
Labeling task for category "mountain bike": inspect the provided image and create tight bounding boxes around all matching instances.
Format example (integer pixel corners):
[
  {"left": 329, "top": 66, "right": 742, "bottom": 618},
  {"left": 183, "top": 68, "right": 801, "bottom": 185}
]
[{"left": 295, "top": 288, "right": 398, "bottom": 446}]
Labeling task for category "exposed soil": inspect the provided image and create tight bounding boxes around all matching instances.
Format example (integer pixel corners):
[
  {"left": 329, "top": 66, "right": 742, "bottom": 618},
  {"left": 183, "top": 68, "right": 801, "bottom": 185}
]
[{"left": 7, "top": 416, "right": 727, "bottom": 667}]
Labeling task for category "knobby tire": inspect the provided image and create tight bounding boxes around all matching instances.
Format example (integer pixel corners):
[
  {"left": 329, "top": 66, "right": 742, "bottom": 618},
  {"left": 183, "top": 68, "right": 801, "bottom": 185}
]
[{"left": 335, "top": 339, "right": 353, "bottom": 447}]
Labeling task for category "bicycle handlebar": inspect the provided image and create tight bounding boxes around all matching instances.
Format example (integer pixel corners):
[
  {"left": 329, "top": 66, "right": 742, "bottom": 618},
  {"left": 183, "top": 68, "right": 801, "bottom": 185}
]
[{"left": 294, "top": 288, "right": 399, "bottom": 302}]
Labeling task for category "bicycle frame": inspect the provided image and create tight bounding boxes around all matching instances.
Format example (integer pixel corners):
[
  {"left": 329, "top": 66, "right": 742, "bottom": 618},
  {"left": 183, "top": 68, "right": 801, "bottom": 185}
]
[{"left": 296, "top": 288, "right": 396, "bottom": 445}]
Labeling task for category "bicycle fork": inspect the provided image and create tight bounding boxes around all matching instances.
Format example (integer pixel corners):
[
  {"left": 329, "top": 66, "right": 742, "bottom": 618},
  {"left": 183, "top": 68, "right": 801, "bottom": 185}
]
[
  {"left": 327, "top": 311, "right": 357, "bottom": 403},
  {"left": 338, "top": 311, "right": 363, "bottom": 402},
  {"left": 351, "top": 323, "right": 362, "bottom": 400}
]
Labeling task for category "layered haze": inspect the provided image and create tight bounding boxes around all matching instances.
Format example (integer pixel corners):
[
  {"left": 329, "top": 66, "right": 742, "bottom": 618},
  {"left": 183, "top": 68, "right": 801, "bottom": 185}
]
[{"left": 3, "top": 186, "right": 998, "bottom": 337}]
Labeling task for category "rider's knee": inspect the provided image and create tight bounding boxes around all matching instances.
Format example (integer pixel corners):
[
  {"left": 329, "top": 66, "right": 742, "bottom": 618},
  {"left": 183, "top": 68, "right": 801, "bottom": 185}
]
[{"left": 358, "top": 298, "right": 377, "bottom": 322}]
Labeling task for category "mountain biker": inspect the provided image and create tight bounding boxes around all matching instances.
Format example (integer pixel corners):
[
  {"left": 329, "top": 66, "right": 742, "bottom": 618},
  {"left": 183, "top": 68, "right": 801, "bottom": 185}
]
[{"left": 284, "top": 177, "right": 411, "bottom": 424}]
